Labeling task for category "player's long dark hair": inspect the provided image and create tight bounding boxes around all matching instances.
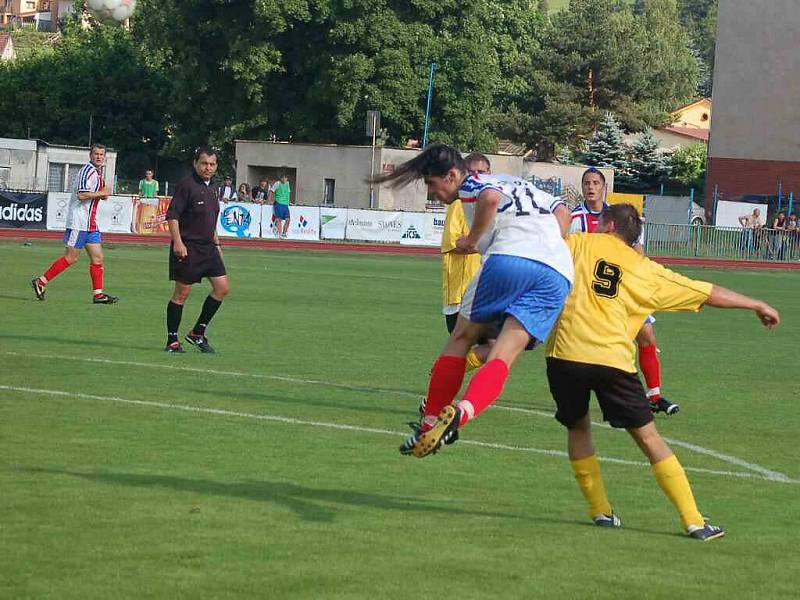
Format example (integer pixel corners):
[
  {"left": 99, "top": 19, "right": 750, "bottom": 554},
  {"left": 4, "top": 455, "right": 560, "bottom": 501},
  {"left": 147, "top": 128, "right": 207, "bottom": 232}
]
[{"left": 370, "top": 143, "right": 466, "bottom": 188}]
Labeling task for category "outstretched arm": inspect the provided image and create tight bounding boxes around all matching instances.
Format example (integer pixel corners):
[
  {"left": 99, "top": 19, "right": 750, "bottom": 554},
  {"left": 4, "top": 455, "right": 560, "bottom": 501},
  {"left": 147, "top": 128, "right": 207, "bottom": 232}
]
[{"left": 706, "top": 285, "right": 780, "bottom": 329}]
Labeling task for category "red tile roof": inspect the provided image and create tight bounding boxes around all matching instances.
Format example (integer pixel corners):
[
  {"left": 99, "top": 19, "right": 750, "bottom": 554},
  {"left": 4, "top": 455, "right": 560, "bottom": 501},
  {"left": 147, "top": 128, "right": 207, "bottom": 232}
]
[{"left": 661, "top": 126, "right": 709, "bottom": 142}]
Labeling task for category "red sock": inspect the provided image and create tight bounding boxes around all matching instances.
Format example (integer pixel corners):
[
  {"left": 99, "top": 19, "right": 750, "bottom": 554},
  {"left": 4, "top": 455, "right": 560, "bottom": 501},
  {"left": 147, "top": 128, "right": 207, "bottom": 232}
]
[
  {"left": 458, "top": 358, "right": 510, "bottom": 426},
  {"left": 422, "top": 355, "right": 467, "bottom": 420},
  {"left": 89, "top": 263, "right": 104, "bottom": 296},
  {"left": 638, "top": 344, "right": 661, "bottom": 399},
  {"left": 42, "top": 256, "right": 71, "bottom": 283}
]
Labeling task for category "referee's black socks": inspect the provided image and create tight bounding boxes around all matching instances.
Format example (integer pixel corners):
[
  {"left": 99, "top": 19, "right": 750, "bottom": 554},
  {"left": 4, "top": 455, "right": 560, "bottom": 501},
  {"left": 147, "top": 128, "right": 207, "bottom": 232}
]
[
  {"left": 167, "top": 301, "right": 184, "bottom": 344},
  {"left": 193, "top": 295, "right": 223, "bottom": 337}
]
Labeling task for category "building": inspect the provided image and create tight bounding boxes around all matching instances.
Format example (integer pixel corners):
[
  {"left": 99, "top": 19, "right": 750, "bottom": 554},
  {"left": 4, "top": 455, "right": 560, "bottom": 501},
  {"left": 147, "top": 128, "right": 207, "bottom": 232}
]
[
  {"left": 1, "top": 0, "right": 53, "bottom": 28},
  {"left": 625, "top": 98, "right": 711, "bottom": 150},
  {"left": 0, "top": 137, "right": 118, "bottom": 192},
  {"left": 707, "top": 0, "right": 800, "bottom": 204},
  {"left": 0, "top": 32, "right": 14, "bottom": 60},
  {"left": 234, "top": 141, "right": 522, "bottom": 211}
]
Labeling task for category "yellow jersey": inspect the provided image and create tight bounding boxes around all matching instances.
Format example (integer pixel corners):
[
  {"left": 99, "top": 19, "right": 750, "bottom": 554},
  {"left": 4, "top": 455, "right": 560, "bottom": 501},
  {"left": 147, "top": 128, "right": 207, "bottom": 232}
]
[
  {"left": 546, "top": 233, "right": 712, "bottom": 373},
  {"left": 441, "top": 200, "right": 481, "bottom": 308}
]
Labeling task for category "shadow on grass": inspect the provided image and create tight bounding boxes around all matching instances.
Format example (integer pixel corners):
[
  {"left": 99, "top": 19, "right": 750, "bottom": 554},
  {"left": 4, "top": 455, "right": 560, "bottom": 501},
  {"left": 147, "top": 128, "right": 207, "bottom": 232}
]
[
  {"left": 189, "top": 387, "right": 415, "bottom": 418},
  {"left": 0, "top": 294, "right": 31, "bottom": 303},
  {"left": 23, "top": 467, "right": 534, "bottom": 524},
  {"left": 0, "top": 333, "right": 154, "bottom": 352}
]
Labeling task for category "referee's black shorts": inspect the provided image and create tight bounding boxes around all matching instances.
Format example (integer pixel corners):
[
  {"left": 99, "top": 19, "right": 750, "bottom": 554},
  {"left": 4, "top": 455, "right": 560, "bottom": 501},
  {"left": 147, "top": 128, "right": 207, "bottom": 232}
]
[
  {"left": 169, "top": 240, "right": 226, "bottom": 285},
  {"left": 546, "top": 357, "right": 653, "bottom": 430}
]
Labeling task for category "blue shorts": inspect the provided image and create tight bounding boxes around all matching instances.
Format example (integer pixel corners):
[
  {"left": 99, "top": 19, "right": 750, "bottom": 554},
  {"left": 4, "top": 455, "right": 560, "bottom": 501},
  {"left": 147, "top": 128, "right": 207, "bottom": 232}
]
[
  {"left": 273, "top": 203, "right": 290, "bottom": 220},
  {"left": 64, "top": 229, "right": 101, "bottom": 249},
  {"left": 460, "top": 254, "right": 571, "bottom": 344}
]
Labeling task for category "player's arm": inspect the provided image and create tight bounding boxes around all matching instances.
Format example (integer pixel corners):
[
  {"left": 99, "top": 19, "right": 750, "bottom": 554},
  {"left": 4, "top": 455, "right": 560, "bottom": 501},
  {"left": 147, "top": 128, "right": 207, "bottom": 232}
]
[
  {"left": 553, "top": 204, "right": 571, "bottom": 237},
  {"left": 705, "top": 286, "right": 780, "bottom": 330},
  {"left": 455, "top": 189, "right": 500, "bottom": 253},
  {"left": 166, "top": 184, "right": 188, "bottom": 258},
  {"left": 78, "top": 173, "right": 110, "bottom": 202}
]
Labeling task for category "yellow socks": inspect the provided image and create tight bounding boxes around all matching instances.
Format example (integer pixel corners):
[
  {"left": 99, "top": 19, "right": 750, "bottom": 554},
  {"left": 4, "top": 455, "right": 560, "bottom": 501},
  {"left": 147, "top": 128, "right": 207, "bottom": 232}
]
[
  {"left": 571, "top": 455, "right": 612, "bottom": 518},
  {"left": 652, "top": 455, "right": 704, "bottom": 529},
  {"left": 465, "top": 348, "right": 484, "bottom": 371}
]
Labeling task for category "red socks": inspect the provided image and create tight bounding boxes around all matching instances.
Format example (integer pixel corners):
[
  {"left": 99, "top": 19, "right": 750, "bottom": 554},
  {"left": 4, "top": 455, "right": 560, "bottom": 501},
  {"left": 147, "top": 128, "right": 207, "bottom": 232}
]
[
  {"left": 89, "top": 263, "right": 104, "bottom": 296},
  {"left": 423, "top": 355, "right": 467, "bottom": 420},
  {"left": 638, "top": 344, "right": 661, "bottom": 399},
  {"left": 42, "top": 256, "right": 71, "bottom": 283},
  {"left": 458, "top": 358, "right": 510, "bottom": 426}
]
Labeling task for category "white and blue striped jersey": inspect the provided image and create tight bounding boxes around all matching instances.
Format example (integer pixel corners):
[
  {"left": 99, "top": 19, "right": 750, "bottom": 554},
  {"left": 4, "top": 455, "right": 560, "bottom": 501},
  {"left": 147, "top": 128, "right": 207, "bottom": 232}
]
[
  {"left": 458, "top": 174, "right": 573, "bottom": 283},
  {"left": 65, "top": 163, "right": 104, "bottom": 232}
]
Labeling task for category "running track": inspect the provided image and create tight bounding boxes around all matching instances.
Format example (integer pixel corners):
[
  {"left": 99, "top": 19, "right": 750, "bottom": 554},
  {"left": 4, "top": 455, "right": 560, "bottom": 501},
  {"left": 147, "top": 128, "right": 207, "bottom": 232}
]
[{"left": 3, "top": 229, "right": 799, "bottom": 270}]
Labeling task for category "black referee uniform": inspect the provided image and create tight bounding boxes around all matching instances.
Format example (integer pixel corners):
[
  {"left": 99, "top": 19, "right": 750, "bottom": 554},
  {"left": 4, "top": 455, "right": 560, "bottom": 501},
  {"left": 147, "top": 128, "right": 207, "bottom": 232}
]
[{"left": 167, "top": 172, "right": 226, "bottom": 284}]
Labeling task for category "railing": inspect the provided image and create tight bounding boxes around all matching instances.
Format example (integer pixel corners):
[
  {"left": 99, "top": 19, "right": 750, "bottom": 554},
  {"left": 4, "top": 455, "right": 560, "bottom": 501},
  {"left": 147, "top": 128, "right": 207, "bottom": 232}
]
[{"left": 643, "top": 222, "right": 800, "bottom": 262}]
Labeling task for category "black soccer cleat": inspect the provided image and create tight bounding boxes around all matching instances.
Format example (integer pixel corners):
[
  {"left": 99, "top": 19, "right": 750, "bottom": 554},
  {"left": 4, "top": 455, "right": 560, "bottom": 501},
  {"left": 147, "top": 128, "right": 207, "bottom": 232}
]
[
  {"left": 650, "top": 397, "right": 680, "bottom": 415},
  {"left": 93, "top": 293, "right": 119, "bottom": 304},
  {"left": 164, "top": 341, "right": 185, "bottom": 353},
  {"left": 687, "top": 522, "right": 725, "bottom": 541},
  {"left": 31, "top": 277, "right": 46, "bottom": 301},
  {"left": 400, "top": 421, "right": 422, "bottom": 456},
  {"left": 413, "top": 405, "right": 461, "bottom": 458},
  {"left": 185, "top": 331, "right": 215, "bottom": 354}
]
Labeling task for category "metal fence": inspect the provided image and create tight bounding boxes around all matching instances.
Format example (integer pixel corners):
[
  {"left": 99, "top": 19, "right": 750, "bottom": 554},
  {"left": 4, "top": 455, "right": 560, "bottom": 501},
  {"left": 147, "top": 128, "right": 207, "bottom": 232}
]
[{"left": 643, "top": 222, "right": 800, "bottom": 262}]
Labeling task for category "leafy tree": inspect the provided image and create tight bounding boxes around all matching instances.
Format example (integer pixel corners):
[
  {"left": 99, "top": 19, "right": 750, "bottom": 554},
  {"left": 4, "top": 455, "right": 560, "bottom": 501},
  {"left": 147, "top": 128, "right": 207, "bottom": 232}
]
[
  {"left": 627, "top": 131, "right": 671, "bottom": 191},
  {"left": 669, "top": 142, "right": 707, "bottom": 190}
]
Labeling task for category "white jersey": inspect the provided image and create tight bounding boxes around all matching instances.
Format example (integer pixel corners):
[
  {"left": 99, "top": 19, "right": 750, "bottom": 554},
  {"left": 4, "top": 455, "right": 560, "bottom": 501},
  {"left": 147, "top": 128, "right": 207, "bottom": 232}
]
[
  {"left": 65, "top": 163, "right": 104, "bottom": 231},
  {"left": 458, "top": 174, "right": 574, "bottom": 283}
]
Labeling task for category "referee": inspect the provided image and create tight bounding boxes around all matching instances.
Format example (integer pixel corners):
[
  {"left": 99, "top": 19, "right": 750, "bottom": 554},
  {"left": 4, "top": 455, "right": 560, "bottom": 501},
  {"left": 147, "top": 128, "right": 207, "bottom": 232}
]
[{"left": 164, "top": 147, "right": 230, "bottom": 353}]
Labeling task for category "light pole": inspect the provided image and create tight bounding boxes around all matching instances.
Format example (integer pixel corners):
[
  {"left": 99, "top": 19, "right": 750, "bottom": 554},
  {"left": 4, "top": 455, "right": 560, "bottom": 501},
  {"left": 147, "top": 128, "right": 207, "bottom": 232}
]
[{"left": 422, "top": 62, "right": 436, "bottom": 148}]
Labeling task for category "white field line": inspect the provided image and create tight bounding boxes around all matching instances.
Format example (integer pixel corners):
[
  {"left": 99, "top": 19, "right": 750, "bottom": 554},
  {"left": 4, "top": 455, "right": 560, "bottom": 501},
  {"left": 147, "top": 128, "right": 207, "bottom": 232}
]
[
  {"left": 2, "top": 351, "right": 794, "bottom": 484},
  {"left": 1, "top": 384, "right": 793, "bottom": 485},
  {"left": 0, "top": 384, "right": 800, "bottom": 483}
]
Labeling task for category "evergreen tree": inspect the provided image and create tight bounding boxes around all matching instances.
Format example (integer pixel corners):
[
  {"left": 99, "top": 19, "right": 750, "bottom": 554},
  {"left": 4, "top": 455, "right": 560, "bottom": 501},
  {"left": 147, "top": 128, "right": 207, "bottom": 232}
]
[
  {"left": 537, "top": 0, "right": 550, "bottom": 13},
  {"left": 581, "top": 113, "right": 632, "bottom": 189},
  {"left": 628, "top": 131, "right": 671, "bottom": 191},
  {"left": 555, "top": 145, "right": 574, "bottom": 165}
]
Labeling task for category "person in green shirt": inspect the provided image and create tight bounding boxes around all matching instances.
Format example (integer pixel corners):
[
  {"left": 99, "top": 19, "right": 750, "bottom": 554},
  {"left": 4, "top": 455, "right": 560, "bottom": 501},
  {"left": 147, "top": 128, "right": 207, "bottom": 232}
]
[
  {"left": 138, "top": 169, "right": 159, "bottom": 202},
  {"left": 269, "top": 174, "right": 292, "bottom": 239}
]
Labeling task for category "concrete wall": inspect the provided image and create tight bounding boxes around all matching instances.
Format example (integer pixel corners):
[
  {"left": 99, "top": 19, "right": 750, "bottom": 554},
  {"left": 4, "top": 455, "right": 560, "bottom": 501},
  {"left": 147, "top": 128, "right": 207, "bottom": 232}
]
[
  {"left": 707, "top": 0, "right": 800, "bottom": 201},
  {"left": 235, "top": 140, "right": 526, "bottom": 211}
]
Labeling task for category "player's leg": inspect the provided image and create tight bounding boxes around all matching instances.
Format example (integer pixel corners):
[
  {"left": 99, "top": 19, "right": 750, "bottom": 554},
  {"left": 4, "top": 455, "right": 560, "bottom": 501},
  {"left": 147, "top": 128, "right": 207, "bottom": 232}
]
[
  {"left": 165, "top": 280, "right": 192, "bottom": 352},
  {"left": 548, "top": 358, "right": 619, "bottom": 526},
  {"left": 85, "top": 237, "right": 118, "bottom": 304},
  {"left": 627, "top": 422, "right": 723, "bottom": 540},
  {"left": 636, "top": 320, "right": 678, "bottom": 415},
  {"left": 273, "top": 217, "right": 283, "bottom": 238},
  {"left": 282, "top": 214, "right": 290, "bottom": 237},
  {"left": 31, "top": 232, "right": 81, "bottom": 299}
]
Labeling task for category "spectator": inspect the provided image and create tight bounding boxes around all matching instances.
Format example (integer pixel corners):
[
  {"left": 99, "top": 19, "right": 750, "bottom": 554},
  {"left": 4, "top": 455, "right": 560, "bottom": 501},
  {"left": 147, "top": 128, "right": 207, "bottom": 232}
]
[
  {"left": 770, "top": 211, "right": 788, "bottom": 260},
  {"left": 738, "top": 208, "right": 762, "bottom": 255},
  {"left": 138, "top": 169, "right": 159, "bottom": 203},
  {"left": 218, "top": 175, "right": 235, "bottom": 203},
  {"left": 787, "top": 213, "right": 798, "bottom": 231},
  {"left": 269, "top": 173, "right": 293, "bottom": 239},
  {"left": 237, "top": 182, "right": 250, "bottom": 203},
  {"left": 252, "top": 179, "right": 270, "bottom": 204}
]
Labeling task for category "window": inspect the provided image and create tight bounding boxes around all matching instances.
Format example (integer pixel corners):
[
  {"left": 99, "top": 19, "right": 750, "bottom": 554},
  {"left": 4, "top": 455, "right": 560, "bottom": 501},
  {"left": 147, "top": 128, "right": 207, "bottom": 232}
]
[
  {"left": 0, "top": 166, "right": 9, "bottom": 190},
  {"left": 323, "top": 178, "right": 335, "bottom": 206},
  {"left": 68, "top": 164, "right": 84, "bottom": 191},
  {"left": 48, "top": 162, "right": 65, "bottom": 192}
]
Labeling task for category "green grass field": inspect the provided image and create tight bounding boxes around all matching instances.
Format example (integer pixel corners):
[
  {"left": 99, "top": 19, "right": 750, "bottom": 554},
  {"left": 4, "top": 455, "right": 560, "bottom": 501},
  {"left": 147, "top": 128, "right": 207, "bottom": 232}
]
[{"left": 1, "top": 239, "right": 798, "bottom": 599}]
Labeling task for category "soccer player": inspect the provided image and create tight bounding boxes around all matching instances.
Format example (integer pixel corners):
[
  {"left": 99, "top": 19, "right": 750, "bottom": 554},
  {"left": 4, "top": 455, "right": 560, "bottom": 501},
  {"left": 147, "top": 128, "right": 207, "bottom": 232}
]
[
  {"left": 571, "top": 167, "right": 678, "bottom": 416},
  {"left": 373, "top": 144, "right": 574, "bottom": 458},
  {"left": 269, "top": 174, "right": 292, "bottom": 238},
  {"left": 138, "top": 169, "right": 159, "bottom": 199},
  {"left": 164, "top": 147, "right": 230, "bottom": 353},
  {"left": 546, "top": 203, "right": 779, "bottom": 540},
  {"left": 31, "top": 144, "right": 119, "bottom": 304}
]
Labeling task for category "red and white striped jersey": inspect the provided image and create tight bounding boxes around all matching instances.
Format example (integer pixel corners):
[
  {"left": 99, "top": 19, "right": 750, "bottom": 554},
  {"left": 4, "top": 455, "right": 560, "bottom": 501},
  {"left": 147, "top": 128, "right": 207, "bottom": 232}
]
[{"left": 65, "top": 163, "right": 104, "bottom": 232}]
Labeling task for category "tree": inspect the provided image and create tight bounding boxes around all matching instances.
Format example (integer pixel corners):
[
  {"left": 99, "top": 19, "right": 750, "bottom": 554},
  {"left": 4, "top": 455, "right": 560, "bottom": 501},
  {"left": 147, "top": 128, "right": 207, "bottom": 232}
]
[
  {"left": 580, "top": 112, "right": 633, "bottom": 187},
  {"left": 628, "top": 131, "right": 671, "bottom": 191},
  {"left": 670, "top": 142, "right": 707, "bottom": 190}
]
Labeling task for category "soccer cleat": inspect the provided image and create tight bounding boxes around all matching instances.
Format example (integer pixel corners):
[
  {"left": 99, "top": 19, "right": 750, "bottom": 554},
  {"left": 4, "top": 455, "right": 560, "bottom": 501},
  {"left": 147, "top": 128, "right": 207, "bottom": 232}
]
[
  {"left": 185, "top": 331, "right": 215, "bottom": 354},
  {"left": 164, "top": 341, "right": 185, "bottom": 353},
  {"left": 687, "top": 522, "right": 725, "bottom": 541},
  {"left": 413, "top": 405, "right": 461, "bottom": 458},
  {"left": 592, "top": 513, "right": 623, "bottom": 528},
  {"left": 31, "top": 277, "right": 46, "bottom": 301},
  {"left": 93, "top": 293, "right": 119, "bottom": 304},
  {"left": 650, "top": 397, "right": 680, "bottom": 415},
  {"left": 400, "top": 421, "right": 422, "bottom": 456}
]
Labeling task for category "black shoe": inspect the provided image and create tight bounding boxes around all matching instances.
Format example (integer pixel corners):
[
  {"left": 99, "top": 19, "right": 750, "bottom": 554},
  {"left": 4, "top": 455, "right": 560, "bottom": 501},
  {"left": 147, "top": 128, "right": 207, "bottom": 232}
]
[
  {"left": 413, "top": 405, "right": 461, "bottom": 458},
  {"left": 650, "top": 397, "right": 680, "bottom": 415},
  {"left": 31, "top": 277, "right": 46, "bottom": 301},
  {"left": 400, "top": 421, "right": 422, "bottom": 456},
  {"left": 687, "top": 522, "right": 725, "bottom": 541},
  {"left": 164, "top": 341, "right": 185, "bottom": 353},
  {"left": 93, "top": 293, "right": 119, "bottom": 304},
  {"left": 185, "top": 331, "right": 215, "bottom": 353}
]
